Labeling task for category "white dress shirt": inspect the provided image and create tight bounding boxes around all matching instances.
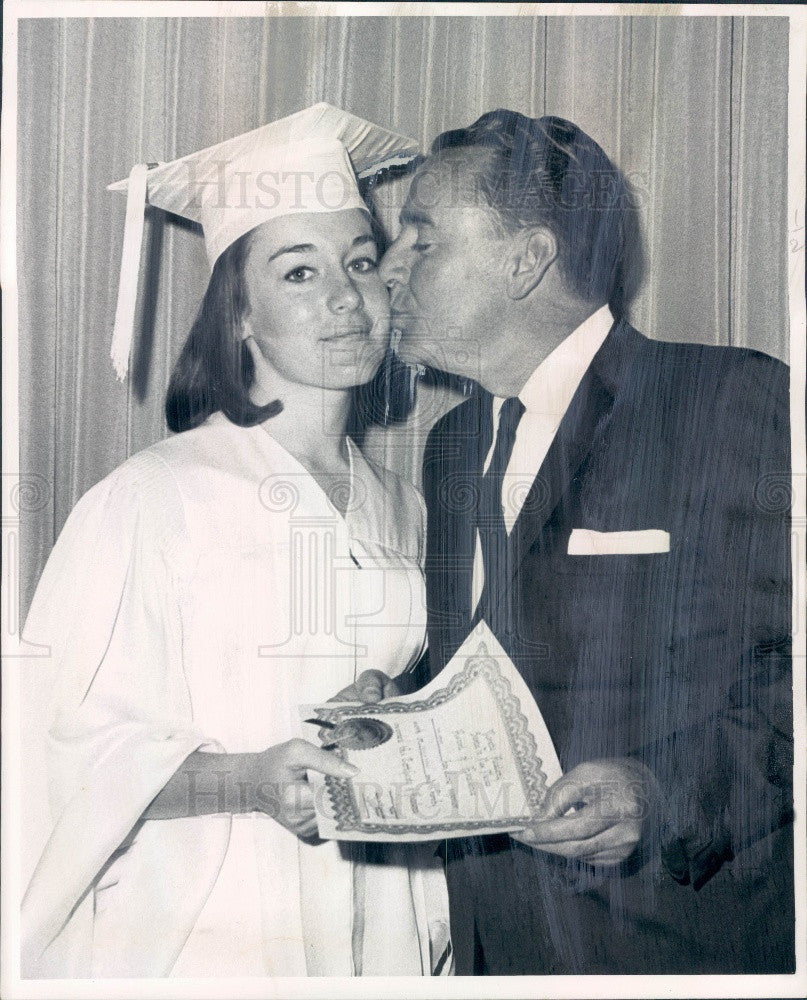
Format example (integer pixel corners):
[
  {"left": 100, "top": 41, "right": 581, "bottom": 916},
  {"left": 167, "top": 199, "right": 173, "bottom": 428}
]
[{"left": 471, "top": 304, "right": 614, "bottom": 611}]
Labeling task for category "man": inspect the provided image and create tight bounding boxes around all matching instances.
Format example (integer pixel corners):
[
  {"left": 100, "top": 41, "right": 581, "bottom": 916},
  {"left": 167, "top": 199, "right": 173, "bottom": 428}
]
[{"left": 352, "top": 110, "right": 793, "bottom": 974}]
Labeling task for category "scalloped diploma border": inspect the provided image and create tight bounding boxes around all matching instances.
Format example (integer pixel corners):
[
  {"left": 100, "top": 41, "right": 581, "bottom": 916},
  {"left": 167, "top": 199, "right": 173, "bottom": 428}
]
[{"left": 314, "top": 642, "right": 550, "bottom": 835}]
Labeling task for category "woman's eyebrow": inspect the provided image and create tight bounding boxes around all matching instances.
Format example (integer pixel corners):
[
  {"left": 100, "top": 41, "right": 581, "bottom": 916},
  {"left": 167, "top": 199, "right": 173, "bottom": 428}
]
[
  {"left": 267, "top": 243, "right": 316, "bottom": 262},
  {"left": 268, "top": 235, "right": 374, "bottom": 262}
]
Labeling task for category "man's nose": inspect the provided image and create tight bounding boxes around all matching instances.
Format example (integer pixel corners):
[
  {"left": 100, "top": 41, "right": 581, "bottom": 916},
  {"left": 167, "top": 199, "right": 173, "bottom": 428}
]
[{"left": 379, "top": 237, "right": 410, "bottom": 289}]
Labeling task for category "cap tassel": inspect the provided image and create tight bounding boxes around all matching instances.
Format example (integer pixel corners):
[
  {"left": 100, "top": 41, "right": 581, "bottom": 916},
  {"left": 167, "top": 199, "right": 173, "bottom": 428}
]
[{"left": 110, "top": 162, "right": 150, "bottom": 381}]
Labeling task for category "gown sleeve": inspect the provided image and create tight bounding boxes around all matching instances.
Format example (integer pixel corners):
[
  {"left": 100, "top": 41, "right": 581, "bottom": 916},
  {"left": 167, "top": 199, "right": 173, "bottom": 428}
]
[{"left": 21, "top": 450, "right": 225, "bottom": 976}]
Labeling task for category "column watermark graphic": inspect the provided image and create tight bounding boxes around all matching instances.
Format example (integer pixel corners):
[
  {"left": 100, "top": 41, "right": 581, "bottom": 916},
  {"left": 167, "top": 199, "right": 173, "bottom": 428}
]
[{"left": 2, "top": 473, "right": 52, "bottom": 658}]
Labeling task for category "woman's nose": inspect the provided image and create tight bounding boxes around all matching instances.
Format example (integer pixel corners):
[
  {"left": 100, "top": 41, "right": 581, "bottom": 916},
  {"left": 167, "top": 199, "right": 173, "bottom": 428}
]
[{"left": 327, "top": 277, "right": 363, "bottom": 313}]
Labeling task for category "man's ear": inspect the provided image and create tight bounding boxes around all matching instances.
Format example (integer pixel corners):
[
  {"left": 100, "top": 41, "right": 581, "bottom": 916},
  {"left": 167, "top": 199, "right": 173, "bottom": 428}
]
[{"left": 505, "top": 226, "right": 558, "bottom": 300}]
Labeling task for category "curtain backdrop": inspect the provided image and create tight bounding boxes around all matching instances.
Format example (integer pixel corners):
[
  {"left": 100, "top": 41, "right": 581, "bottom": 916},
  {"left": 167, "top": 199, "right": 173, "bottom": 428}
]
[{"left": 17, "top": 13, "right": 790, "bottom": 623}]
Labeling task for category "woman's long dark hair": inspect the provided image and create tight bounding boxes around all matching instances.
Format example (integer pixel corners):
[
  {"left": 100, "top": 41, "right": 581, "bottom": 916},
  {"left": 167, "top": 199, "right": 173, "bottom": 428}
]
[{"left": 165, "top": 231, "right": 281, "bottom": 433}]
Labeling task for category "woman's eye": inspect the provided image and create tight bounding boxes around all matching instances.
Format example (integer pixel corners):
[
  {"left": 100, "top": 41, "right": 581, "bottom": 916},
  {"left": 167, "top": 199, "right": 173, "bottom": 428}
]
[
  {"left": 284, "top": 266, "right": 315, "bottom": 283},
  {"left": 413, "top": 242, "right": 433, "bottom": 253},
  {"left": 349, "top": 257, "right": 378, "bottom": 273}
]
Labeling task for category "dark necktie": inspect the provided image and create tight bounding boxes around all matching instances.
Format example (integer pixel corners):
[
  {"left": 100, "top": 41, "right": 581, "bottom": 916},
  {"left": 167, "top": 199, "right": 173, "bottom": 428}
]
[{"left": 475, "top": 396, "right": 525, "bottom": 626}]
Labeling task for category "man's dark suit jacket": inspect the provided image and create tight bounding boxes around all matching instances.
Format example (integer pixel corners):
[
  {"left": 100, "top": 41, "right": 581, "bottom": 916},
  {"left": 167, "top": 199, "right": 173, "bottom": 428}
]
[{"left": 421, "top": 318, "right": 793, "bottom": 974}]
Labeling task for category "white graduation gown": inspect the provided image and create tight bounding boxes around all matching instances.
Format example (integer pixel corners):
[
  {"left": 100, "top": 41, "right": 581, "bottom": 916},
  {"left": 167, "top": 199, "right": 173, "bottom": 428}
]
[{"left": 21, "top": 413, "right": 451, "bottom": 978}]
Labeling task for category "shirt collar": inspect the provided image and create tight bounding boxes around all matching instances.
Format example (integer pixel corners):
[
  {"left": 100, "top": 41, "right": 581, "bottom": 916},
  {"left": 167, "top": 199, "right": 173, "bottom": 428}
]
[{"left": 493, "top": 304, "right": 614, "bottom": 422}]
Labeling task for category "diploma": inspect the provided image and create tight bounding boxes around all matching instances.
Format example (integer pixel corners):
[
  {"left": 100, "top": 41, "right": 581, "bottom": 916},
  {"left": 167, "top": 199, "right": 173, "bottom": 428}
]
[{"left": 300, "top": 622, "right": 562, "bottom": 842}]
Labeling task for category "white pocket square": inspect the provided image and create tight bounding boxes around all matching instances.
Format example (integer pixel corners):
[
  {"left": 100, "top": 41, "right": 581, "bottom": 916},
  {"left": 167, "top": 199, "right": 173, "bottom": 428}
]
[{"left": 567, "top": 528, "right": 670, "bottom": 556}]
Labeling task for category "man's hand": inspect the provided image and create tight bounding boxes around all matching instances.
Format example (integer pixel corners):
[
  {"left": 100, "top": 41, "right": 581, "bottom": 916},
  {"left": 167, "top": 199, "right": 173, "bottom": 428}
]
[
  {"left": 330, "top": 669, "right": 403, "bottom": 703},
  {"left": 514, "top": 759, "right": 659, "bottom": 866}
]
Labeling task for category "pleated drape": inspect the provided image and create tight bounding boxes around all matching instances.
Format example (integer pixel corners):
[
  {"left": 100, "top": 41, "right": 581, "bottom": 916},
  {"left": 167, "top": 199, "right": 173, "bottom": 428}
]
[{"left": 17, "top": 13, "right": 790, "bottom": 622}]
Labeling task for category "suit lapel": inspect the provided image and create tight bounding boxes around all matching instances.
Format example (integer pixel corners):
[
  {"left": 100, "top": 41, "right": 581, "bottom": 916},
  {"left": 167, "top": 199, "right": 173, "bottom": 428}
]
[
  {"left": 502, "top": 318, "right": 640, "bottom": 594},
  {"left": 431, "top": 318, "right": 645, "bottom": 658},
  {"left": 506, "top": 369, "right": 614, "bottom": 572},
  {"left": 473, "top": 370, "right": 614, "bottom": 634}
]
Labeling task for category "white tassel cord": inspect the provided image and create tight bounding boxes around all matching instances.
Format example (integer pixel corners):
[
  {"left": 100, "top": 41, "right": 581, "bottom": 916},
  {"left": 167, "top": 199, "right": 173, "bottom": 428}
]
[{"left": 110, "top": 163, "right": 150, "bottom": 381}]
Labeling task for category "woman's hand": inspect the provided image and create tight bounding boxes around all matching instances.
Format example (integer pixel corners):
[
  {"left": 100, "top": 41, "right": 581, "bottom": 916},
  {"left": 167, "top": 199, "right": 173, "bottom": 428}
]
[
  {"left": 143, "top": 739, "right": 356, "bottom": 841},
  {"left": 246, "top": 738, "right": 358, "bottom": 839},
  {"left": 330, "top": 669, "right": 403, "bottom": 703}
]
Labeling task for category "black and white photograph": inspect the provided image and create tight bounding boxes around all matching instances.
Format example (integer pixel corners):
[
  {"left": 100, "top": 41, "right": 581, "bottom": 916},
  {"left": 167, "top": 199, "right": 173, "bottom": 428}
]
[{"left": 1, "top": 3, "right": 805, "bottom": 997}]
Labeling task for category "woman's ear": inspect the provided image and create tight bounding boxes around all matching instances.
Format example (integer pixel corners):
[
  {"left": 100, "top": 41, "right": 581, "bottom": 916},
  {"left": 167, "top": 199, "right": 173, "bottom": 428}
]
[
  {"left": 505, "top": 226, "right": 558, "bottom": 300},
  {"left": 242, "top": 333, "right": 278, "bottom": 406},
  {"left": 240, "top": 316, "right": 254, "bottom": 342}
]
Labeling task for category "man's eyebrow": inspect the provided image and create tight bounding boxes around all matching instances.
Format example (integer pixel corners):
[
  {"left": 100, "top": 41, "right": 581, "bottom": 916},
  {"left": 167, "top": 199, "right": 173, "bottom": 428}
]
[
  {"left": 267, "top": 243, "right": 316, "bottom": 263},
  {"left": 399, "top": 208, "right": 434, "bottom": 228}
]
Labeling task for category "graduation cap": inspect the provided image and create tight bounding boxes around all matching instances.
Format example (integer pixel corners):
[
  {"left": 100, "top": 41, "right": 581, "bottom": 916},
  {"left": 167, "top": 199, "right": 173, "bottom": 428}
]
[{"left": 108, "top": 103, "right": 419, "bottom": 380}]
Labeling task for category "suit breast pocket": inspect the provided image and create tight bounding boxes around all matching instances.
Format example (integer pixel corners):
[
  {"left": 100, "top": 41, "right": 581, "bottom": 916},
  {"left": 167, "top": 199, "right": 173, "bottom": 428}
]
[
  {"left": 561, "top": 548, "right": 670, "bottom": 569},
  {"left": 516, "top": 547, "right": 669, "bottom": 642},
  {"left": 537, "top": 550, "right": 674, "bottom": 620},
  {"left": 520, "top": 548, "right": 671, "bottom": 659}
]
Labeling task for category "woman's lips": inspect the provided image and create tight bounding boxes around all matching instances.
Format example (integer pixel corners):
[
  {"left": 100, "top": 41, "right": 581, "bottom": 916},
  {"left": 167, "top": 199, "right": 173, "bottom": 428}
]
[{"left": 321, "top": 326, "right": 371, "bottom": 342}]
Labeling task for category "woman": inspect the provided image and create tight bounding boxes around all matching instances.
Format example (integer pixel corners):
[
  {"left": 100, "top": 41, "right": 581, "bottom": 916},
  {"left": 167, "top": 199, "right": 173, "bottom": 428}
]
[{"left": 21, "top": 108, "right": 451, "bottom": 978}]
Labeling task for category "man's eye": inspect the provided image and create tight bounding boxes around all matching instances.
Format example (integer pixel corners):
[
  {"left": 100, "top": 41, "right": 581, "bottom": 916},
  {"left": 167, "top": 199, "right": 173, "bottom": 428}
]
[
  {"left": 413, "top": 242, "right": 433, "bottom": 253},
  {"left": 284, "top": 266, "right": 315, "bottom": 283},
  {"left": 349, "top": 257, "right": 378, "bottom": 273}
]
